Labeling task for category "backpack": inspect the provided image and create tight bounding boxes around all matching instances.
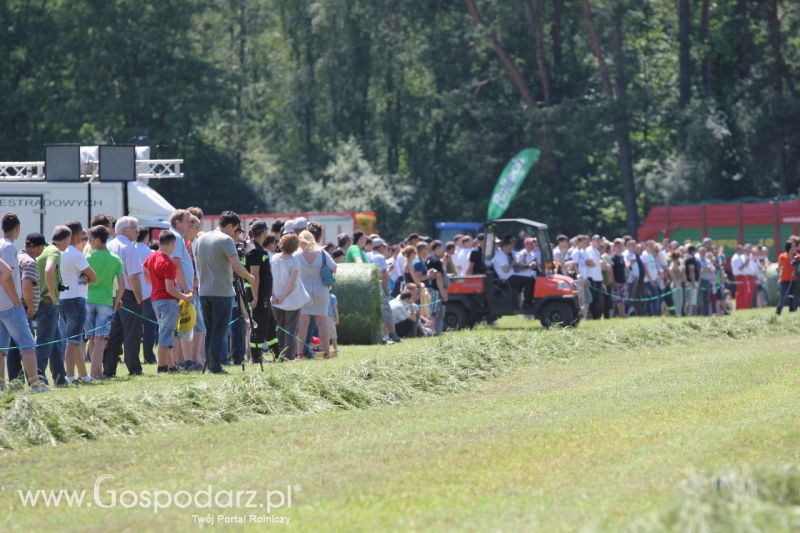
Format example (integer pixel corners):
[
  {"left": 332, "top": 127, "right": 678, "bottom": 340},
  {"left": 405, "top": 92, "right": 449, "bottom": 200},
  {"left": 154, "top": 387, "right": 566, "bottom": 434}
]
[{"left": 321, "top": 251, "right": 336, "bottom": 287}]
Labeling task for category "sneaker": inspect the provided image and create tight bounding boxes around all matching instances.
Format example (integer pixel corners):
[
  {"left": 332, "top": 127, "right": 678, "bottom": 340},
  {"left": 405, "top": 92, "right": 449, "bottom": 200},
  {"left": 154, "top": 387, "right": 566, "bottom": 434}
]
[
  {"left": 81, "top": 376, "right": 94, "bottom": 384},
  {"left": 31, "top": 384, "right": 51, "bottom": 393},
  {"left": 167, "top": 366, "right": 180, "bottom": 373},
  {"left": 65, "top": 376, "right": 77, "bottom": 384},
  {"left": 157, "top": 366, "right": 168, "bottom": 374}
]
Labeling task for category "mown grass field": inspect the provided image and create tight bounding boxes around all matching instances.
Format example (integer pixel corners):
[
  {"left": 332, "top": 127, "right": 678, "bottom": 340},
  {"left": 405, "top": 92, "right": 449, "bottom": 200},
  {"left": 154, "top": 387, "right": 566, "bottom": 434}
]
[{"left": 1, "top": 310, "right": 799, "bottom": 531}]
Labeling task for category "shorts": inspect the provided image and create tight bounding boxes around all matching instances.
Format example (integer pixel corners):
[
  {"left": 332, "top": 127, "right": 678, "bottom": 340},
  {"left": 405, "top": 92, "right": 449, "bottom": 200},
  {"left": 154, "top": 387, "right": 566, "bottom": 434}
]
[
  {"left": 153, "top": 299, "right": 180, "bottom": 349},
  {"left": 684, "top": 285, "right": 699, "bottom": 306},
  {"left": 327, "top": 317, "right": 337, "bottom": 340},
  {"left": 0, "top": 304, "right": 36, "bottom": 351},
  {"left": 61, "top": 297, "right": 88, "bottom": 344},
  {"left": 85, "top": 303, "right": 115, "bottom": 338},
  {"left": 380, "top": 295, "right": 393, "bottom": 326},
  {"left": 192, "top": 294, "right": 206, "bottom": 334},
  {"left": 611, "top": 282, "right": 629, "bottom": 302}
]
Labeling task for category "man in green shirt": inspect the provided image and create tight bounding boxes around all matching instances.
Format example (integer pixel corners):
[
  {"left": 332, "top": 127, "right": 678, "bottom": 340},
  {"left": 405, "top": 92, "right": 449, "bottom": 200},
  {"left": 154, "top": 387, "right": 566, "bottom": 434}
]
[
  {"left": 345, "top": 231, "right": 368, "bottom": 264},
  {"left": 35, "top": 225, "right": 71, "bottom": 385}
]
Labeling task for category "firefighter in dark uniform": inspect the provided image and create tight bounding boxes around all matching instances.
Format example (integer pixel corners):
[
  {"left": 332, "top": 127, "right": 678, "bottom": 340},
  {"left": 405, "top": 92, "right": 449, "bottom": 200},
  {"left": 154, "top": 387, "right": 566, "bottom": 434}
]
[{"left": 244, "top": 220, "right": 279, "bottom": 361}]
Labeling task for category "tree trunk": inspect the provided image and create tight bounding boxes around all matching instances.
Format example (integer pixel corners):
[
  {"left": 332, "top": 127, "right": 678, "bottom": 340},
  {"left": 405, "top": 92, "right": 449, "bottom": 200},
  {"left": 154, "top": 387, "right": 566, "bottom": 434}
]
[
  {"left": 464, "top": 0, "right": 563, "bottom": 189},
  {"left": 464, "top": 0, "right": 535, "bottom": 107},
  {"left": 767, "top": 0, "right": 788, "bottom": 194},
  {"left": 531, "top": 0, "right": 552, "bottom": 106},
  {"left": 581, "top": 0, "right": 639, "bottom": 234},
  {"left": 678, "top": 0, "right": 691, "bottom": 109},
  {"left": 552, "top": 0, "right": 564, "bottom": 83},
  {"left": 699, "top": 0, "right": 711, "bottom": 94},
  {"left": 581, "top": 0, "right": 613, "bottom": 96}
]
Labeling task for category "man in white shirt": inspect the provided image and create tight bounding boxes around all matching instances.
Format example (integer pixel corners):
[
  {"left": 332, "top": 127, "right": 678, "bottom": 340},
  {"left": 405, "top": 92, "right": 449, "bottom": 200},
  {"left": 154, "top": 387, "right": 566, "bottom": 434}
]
[
  {"left": 454, "top": 236, "right": 473, "bottom": 276},
  {"left": 731, "top": 244, "right": 755, "bottom": 310},
  {"left": 61, "top": 221, "right": 97, "bottom": 383},
  {"left": 640, "top": 241, "right": 661, "bottom": 316},
  {"left": 585, "top": 235, "right": 605, "bottom": 319},
  {"left": 493, "top": 238, "right": 534, "bottom": 309},
  {"left": 515, "top": 237, "right": 540, "bottom": 279},
  {"left": 552, "top": 234, "right": 570, "bottom": 272},
  {"left": 103, "top": 216, "right": 145, "bottom": 377}
]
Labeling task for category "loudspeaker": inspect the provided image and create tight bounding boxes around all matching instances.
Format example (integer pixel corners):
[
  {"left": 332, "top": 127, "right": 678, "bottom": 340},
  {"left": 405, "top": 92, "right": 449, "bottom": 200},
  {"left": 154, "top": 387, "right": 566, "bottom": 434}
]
[
  {"left": 44, "top": 144, "right": 81, "bottom": 182},
  {"left": 99, "top": 145, "right": 136, "bottom": 182}
]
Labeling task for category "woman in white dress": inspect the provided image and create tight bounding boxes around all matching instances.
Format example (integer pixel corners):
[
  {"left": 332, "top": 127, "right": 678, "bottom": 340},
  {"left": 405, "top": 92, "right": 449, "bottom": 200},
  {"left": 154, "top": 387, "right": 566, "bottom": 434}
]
[
  {"left": 270, "top": 234, "right": 309, "bottom": 361},
  {"left": 294, "top": 230, "right": 337, "bottom": 358}
]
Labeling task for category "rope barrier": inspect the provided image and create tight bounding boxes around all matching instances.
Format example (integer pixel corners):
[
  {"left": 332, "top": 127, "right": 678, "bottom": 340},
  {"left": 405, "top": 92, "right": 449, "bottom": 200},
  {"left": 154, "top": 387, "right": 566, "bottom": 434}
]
[
  {"left": 0, "top": 320, "right": 113, "bottom": 352},
  {"left": 0, "top": 305, "right": 242, "bottom": 353}
]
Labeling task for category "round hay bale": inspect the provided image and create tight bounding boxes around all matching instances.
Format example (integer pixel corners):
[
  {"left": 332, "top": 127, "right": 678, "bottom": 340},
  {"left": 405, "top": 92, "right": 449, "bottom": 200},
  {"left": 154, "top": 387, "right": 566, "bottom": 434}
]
[
  {"left": 766, "top": 263, "right": 780, "bottom": 306},
  {"left": 331, "top": 263, "right": 383, "bottom": 345}
]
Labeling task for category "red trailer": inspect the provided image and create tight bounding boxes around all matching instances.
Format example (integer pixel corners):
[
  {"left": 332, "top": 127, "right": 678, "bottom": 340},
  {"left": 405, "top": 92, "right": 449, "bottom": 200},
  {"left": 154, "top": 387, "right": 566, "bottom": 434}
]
[{"left": 638, "top": 198, "right": 800, "bottom": 259}]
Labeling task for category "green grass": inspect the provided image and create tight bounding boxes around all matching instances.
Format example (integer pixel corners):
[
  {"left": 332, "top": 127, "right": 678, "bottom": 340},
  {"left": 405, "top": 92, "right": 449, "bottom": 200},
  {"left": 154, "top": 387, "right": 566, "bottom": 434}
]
[{"left": 1, "top": 310, "right": 799, "bottom": 531}]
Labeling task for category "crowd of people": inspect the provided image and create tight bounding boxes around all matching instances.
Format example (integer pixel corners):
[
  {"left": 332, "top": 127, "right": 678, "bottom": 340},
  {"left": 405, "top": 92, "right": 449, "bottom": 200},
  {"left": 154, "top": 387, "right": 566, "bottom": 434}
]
[
  {"left": 549, "top": 234, "right": 777, "bottom": 319},
  {"left": 0, "top": 207, "right": 792, "bottom": 393}
]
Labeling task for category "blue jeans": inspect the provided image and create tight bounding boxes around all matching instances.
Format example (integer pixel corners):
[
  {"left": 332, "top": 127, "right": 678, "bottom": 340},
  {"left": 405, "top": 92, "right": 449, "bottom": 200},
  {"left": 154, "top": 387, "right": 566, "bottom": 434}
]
[
  {"left": 201, "top": 296, "right": 233, "bottom": 373},
  {"left": 153, "top": 299, "right": 180, "bottom": 349},
  {"left": 643, "top": 283, "right": 660, "bottom": 316},
  {"left": 776, "top": 280, "right": 797, "bottom": 315},
  {"left": 228, "top": 304, "right": 244, "bottom": 364},
  {"left": 1, "top": 305, "right": 36, "bottom": 382},
  {"left": 35, "top": 302, "right": 67, "bottom": 386},
  {"left": 141, "top": 298, "right": 158, "bottom": 363},
  {"left": 699, "top": 280, "right": 713, "bottom": 316}
]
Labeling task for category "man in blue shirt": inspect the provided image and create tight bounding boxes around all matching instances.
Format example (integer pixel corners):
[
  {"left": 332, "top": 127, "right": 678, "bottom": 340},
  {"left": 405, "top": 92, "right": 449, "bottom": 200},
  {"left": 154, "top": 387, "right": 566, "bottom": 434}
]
[{"left": 169, "top": 209, "right": 198, "bottom": 369}]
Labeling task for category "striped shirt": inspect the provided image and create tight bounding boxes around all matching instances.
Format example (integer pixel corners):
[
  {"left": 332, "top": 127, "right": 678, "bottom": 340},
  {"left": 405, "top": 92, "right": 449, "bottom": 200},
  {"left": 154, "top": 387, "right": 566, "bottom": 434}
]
[{"left": 18, "top": 250, "right": 40, "bottom": 314}]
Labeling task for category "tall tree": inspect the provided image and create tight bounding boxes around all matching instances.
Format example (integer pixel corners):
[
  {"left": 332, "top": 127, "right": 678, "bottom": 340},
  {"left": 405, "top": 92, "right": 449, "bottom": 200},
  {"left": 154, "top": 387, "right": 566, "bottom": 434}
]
[
  {"left": 464, "top": 0, "right": 563, "bottom": 191},
  {"left": 531, "top": 0, "right": 552, "bottom": 106},
  {"left": 699, "top": 0, "right": 712, "bottom": 94},
  {"left": 581, "top": 0, "right": 639, "bottom": 234},
  {"left": 678, "top": 0, "right": 691, "bottom": 109}
]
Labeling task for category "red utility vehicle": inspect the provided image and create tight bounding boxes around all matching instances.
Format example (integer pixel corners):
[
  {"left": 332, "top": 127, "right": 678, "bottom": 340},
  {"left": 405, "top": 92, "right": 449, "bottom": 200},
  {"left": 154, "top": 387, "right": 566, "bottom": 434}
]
[{"left": 444, "top": 218, "right": 579, "bottom": 329}]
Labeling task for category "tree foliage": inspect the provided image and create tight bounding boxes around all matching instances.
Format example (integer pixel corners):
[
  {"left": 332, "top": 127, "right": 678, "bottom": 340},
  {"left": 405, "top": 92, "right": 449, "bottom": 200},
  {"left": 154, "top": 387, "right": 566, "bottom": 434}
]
[{"left": 2, "top": 0, "right": 798, "bottom": 239}]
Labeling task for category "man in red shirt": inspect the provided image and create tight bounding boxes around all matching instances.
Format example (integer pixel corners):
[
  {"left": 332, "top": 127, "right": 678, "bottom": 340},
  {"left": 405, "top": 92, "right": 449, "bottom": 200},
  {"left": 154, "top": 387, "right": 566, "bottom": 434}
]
[
  {"left": 775, "top": 239, "right": 797, "bottom": 315},
  {"left": 143, "top": 231, "right": 192, "bottom": 372}
]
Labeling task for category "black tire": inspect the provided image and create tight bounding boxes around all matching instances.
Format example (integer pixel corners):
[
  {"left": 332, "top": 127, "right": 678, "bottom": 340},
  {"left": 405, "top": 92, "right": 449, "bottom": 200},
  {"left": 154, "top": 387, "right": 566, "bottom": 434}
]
[
  {"left": 444, "top": 303, "right": 469, "bottom": 331},
  {"left": 539, "top": 301, "right": 576, "bottom": 329}
]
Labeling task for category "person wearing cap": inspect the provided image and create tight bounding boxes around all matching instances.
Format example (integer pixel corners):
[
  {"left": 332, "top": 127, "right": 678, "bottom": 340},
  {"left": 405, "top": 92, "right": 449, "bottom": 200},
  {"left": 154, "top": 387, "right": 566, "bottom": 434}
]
[
  {"left": 346, "top": 231, "right": 368, "bottom": 263},
  {"left": 293, "top": 217, "right": 309, "bottom": 233},
  {"left": 244, "top": 220, "right": 279, "bottom": 362},
  {"left": 282, "top": 219, "right": 297, "bottom": 235},
  {"left": 0, "top": 215, "right": 48, "bottom": 392}
]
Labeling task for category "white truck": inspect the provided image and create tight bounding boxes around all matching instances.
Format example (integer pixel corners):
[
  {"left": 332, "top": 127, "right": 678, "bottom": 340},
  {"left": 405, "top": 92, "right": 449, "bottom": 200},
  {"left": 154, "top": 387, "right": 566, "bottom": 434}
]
[{"left": 0, "top": 146, "right": 181, "bottom": 249}]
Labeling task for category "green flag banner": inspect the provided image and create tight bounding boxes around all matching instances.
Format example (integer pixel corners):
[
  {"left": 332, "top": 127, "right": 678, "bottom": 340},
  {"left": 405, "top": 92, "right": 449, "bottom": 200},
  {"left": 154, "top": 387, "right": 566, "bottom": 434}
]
[{"left": 486, "top": 148, "right": 540, "bottom": 221}]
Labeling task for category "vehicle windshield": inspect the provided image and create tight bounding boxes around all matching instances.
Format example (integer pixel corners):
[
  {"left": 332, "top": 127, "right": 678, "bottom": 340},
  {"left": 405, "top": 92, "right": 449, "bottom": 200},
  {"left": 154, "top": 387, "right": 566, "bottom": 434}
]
[{"left": 483, "top": 222, "right": 553, "bottom": 270}]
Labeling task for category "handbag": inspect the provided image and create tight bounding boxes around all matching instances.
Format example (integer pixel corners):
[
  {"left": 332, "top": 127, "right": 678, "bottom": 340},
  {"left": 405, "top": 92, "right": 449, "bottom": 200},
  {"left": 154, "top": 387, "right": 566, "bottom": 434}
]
[{"left": 321, "top": 251, "right": 336, "bottom": 287}]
